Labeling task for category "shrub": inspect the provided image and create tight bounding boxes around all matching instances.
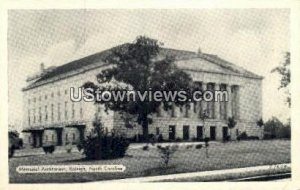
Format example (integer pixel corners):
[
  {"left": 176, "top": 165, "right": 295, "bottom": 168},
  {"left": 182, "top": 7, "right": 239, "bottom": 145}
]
[
  {"left": 204, "top": 137, "right": 210, "bottom": 147},
  {"left": 186, "top": 145, "right": 193, "bottom": 149},
  {"left": 247, "top": 136, "right": 259, "bottom": 140},
  {"left": 81, "top": 117, "right": 130, "bottom": 160},
  {"left": 195, "top": 144, "right": 202, "bottom": 149},
  {"left": 157, "top": 145, "right": 178, "bottom": 167},
  {"left": 142, "top": 145, "right": 149, "bottom": 151},
  {"left": 157, "top": 134, "right": 164, "bottom": 142},
  {"left": 81, "top": 135, "right": 130, "bottom": 160},
  {"left": 43, "top": 145, "right": 55, "bottom": 154},
  {"left": 9, "top": 146, "right": 15, "bottom": 158},
  {"left": 65, "top": 143, "right": 72, "bottom": 153},
  {"left": 175, "top": 137, "right": 182, "bottom": 142},
  {"left": 223, "top": 135, "right": 230, "bottom": 142},
  {"left": 237, "top": 132, "right": 248, "bottom": 141},
  {"left": 77, "top": 143, "right": 83, "bottom": 152}
]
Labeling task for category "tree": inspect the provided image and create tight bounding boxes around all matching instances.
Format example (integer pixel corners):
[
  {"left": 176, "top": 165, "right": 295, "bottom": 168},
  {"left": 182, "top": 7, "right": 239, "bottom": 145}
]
[
  {"left": 271, "top": 52, "right": 290, "bottom": 107},
  {"left": 256, "top": 118, "right": 264, "bottom": 139},
  {"left": 84, "top": 36, "right": 193, "bottom": 141},
  {"left": 227, "top": 116, "right": 237, "bottom": 140},
  {"left": 264, "top": 117, "right": 290, "bottom": 139}
]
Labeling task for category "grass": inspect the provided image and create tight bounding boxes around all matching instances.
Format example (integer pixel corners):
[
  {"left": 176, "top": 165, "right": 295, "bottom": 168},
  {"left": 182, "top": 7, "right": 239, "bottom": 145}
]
[{"left": 9, "top": 139, "right": 290, "bottom": 183}]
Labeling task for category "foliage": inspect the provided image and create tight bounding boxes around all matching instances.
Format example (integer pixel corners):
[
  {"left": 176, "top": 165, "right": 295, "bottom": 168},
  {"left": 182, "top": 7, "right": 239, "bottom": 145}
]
[
  {"left": 9, "top": 147, "right": 15, "bottom": 158},
  {"left": 195, "top": 144, "right": 203, "bottom": 149},
  {"left": 227, "top": 117, "right": 237, "bottom": 140},
  {"left": 65, "top": 143, "right": 72, "bottom": 153},
  {"left": 156, "top": 145, "right": 179, "bottom": 167},
  {"left": 264, "top": 117, "right": 290, "bottom": 139},
  {"left": 83, "top": 36, "right": 193, "bottom": 140},
  {"left": 271, "top": 52, "right": 290, "bottom": 107},
  {"left": 237, "top": 132, "right": 248, "bottom": 141},
  {"left": 227, "top": 117, "right": 237, "bottom": 129},
  {"left": 142, "top": 145, "right": 149, "bottom": 151},
  {"left": 9, "top": 131, "right": 23, "bottom": 149},
  {"left": 81, "top": 118, "right": 130, "bottom": 160},
  {"left": 42, "top": 145, "right": 55, "bottom": 154},
  {"left": 256, "top": 118, "right": 264, "bottom": 127},
  {"left": 157, "top": 134, "right": 164, "bottom": 142},
  {"left": 237, "top": 131, "right": 259, "bottom": 141},
  {"left": 9, "top": 130, "right": 20, "bottom": 138}
]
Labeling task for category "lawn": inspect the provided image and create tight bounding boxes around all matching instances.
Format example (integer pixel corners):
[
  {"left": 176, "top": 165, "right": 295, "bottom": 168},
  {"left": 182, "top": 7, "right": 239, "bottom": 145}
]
[{"left": 9, "top": 139, "right": 290, "bottom": 183}]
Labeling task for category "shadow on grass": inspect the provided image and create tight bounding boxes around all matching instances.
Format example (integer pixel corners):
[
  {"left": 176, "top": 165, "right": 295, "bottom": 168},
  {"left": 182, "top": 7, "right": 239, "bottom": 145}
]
[{"left": 61, "top": 154, "right": 135, "bottom": 163}]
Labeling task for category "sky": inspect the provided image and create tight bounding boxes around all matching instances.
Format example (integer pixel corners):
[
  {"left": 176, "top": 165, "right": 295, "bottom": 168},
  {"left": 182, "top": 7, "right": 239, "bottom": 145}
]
[{"left": 7, "top": 9, "right": 290, "bottom": 130}]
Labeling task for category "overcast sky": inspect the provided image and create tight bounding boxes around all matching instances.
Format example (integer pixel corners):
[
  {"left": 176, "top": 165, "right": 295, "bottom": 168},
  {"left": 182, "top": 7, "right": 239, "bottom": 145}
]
[{"left": 8, "top": 9, "right": 290, "bottom": 130}]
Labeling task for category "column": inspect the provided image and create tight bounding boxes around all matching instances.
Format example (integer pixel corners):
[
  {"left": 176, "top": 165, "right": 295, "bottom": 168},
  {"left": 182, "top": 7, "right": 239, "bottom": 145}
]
[
  {"left": 214, "top": 83, "right": 220, "bottom": 120},
  {"left": 226, "top": 84, "right": 232, "bottom": 118},
  {"left": 200, "top": 82, "right": 207, "bottom": 119}
]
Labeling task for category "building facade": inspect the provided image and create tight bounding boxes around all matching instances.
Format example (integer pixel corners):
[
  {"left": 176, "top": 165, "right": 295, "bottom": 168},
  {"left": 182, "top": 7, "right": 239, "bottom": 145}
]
[{"left": 22, "top": 45, "right": 263, "bottom": 147}]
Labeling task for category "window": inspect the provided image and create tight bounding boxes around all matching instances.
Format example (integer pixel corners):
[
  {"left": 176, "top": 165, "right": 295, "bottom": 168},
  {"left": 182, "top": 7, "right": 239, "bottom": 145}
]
[
  {"left": 33, "top": 97, "right": 36, "bottom": 103},
  {"left": 64, "top": 101, "right": 68, "bottom": 120},
  {"left": 51, "top": 104, "right": 54, "bottom": 121},
  {"left": 28, "top": 110, "right": 31, "bottom": 125},
  {"left": 38, "top": 107, "right": 42, "bottom": 123},
  {"left": 45, "top": 105, "right": 48, "bottom": 121},
  {"left": 28, "top": 136, "right": 31, "bottom": 143},
  {"left": 45, "top": 95, "right": 47, "bottom": 100},
  {"left": 57, "top": 103, "right": 61, "bottom": 121},
  {"left": 33, "top": 109, "right": 36, "bottom": 123},
  {"left": 52, "top": 134, "right": 54, "bottom": 141},
  {"left": 65, "top": 89, "right": 68, "bottom": 95},
  {"left": 73, "top": 133, "right": 76, "bottom": 141},
  {"left": 65, "top": 133, "right": 68, "bottom": 142},
  {"left": 45, "top": 135, "right": 48, "bottom": 142},
  {"left": 183, "top": 125, "right": 190, "bottom": 140}
]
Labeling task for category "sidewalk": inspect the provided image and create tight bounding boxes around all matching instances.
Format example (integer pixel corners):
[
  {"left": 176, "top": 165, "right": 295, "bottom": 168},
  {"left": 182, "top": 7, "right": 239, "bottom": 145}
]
[{"left": 102, "top": 163, "right": 291, "bottom": 182}]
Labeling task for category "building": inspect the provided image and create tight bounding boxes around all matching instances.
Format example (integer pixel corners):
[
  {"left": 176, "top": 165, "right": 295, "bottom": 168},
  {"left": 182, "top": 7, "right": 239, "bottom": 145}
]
[{"left": 22, "top": 44, "right": 263, "bottom": 147}]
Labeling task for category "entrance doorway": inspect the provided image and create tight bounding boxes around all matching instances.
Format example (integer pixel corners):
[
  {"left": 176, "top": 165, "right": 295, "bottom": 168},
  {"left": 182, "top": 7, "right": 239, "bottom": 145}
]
[
  {"left": 183, "top": 125, "right": 190, "bottom": 140},
  {"left": 222, "top": 127, "right": 228, "bottom": 141},
  {"left": 210, "top": 126, "right": 216, "bottom": 140},
  {"left": 169, "top": 125, "right": 176, "bottom": 140},
  {"left": 197, "top": 126, "right": 203, "bottom": 140}
]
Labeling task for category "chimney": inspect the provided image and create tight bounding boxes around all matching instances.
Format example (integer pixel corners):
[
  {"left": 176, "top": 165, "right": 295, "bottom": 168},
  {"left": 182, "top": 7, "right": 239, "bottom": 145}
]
[{"left": 40, "top": 62, "right": 45, "bottom": 72}]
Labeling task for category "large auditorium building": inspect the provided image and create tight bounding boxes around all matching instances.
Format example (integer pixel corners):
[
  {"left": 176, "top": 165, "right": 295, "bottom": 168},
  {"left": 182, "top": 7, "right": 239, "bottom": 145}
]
[{"left": 22, "top": 44, "right": 263, "bottom": 147}]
